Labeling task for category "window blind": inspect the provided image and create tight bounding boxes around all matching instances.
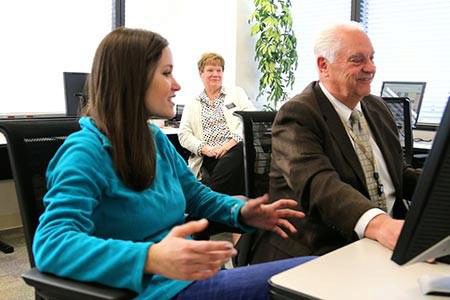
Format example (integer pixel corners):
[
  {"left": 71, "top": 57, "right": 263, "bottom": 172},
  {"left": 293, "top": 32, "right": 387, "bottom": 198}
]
[
  {"left": 359, "top": 0, "right": 450, "bottom": 126},
  {"left": 290, "top": 0, "right": 351, "bottom": 97},
  {"left": 0, "top": 0, "right": 111, "bottom": 115}
]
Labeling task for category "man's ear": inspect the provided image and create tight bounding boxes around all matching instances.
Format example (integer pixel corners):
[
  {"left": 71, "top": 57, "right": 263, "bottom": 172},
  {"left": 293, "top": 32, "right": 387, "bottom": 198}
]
[{"left": 317, "top": 57, "right": 328, "bottom": 77}]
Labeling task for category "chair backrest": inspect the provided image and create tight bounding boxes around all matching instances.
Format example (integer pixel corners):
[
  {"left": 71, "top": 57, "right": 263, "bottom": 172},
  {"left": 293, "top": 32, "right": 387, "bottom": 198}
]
[
  {"left": 232, "top": 111, "right": 276, "bottom": 267},
  {"left": 233, "top": 111, "right": 277, "bottom": 198},
  {"left": 382, "top": 97, "right": 414, "bottom": 164},
  {"left": 0, "top": 117, "right": 80, "bottom": 266}
]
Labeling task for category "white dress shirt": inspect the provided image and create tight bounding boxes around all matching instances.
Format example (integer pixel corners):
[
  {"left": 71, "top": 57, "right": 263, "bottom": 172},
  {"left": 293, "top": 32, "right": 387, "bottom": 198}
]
[{"left": 319, "top": 82, "right": 395, "bottom": 238}]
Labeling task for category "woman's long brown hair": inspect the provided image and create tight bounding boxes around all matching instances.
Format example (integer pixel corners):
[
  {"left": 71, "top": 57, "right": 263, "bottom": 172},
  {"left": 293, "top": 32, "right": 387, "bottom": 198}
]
[{"left": 85, "top": 28, "right": 168, "bottom": 190}]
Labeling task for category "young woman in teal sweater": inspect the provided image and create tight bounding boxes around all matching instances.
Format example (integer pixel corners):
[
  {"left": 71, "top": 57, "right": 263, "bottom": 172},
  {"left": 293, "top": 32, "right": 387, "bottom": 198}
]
[{"left": 33, "top": 27, "right": 313, "bottom": 300}]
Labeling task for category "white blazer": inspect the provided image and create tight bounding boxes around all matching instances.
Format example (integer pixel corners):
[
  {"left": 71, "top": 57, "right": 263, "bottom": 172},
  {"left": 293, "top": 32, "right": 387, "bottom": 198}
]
[{"left": 178, "top": 86, "right": 256, "bottom": 178}]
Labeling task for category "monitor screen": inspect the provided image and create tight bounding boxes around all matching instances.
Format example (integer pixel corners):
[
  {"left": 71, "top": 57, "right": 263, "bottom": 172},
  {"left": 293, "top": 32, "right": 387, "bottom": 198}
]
[
  {"left": 174, "top": 104, "right": 185, "bottom": 122},
  {"left": 391, "top": 100, "right": 450, "bottom": 265},
  {"left": 381, "top": 81, "right": 426, "bottom": 127},
  {"left": 63, "top": 72, "right": 89, "bottom": 116},
  {"left": 166, "top": 104, "right": 185, "bottom": 127}
]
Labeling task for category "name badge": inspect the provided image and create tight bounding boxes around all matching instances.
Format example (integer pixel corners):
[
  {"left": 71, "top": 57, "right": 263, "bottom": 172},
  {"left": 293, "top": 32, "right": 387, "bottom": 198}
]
[{"left": 225, "top": 102, "right": 236, "bottom": 109}]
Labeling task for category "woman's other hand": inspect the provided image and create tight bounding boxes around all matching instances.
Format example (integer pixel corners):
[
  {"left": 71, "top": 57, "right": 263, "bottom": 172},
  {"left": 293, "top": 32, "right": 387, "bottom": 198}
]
[
  {"left": 239, "top": 194, "right": 304, "bottom": 239},
  {"left": 145, "top": 219, "right": 236, "bottom": 280},
  {"left": 213, "top": 146, "right": 228, "bottom": 159},
  {"left": 213, "top": 139, "right": 237, "bottom": 159},
  {"left": 201, "top": 145, "right": 218, "bottom": 158}
]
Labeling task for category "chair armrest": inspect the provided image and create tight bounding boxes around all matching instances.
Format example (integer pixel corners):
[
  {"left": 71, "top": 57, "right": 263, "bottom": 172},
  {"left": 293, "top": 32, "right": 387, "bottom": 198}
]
[{"left": 22, "top": 268, "right": 136, "bottom": 300}]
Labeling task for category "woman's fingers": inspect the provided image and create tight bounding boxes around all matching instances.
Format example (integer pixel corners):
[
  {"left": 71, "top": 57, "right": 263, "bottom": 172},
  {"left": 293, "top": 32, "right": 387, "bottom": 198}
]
[
  {"left": 175, "top": 242, "right": 235, "bottom": 280},
  {"left": 270, "top": 220, "right": 298, "bottom": 239},
  {"left": 151, "top": 238, "right": 235, "bottom": 280},
  {"left": 267, "top": 200, "right": 304, "bottom": 220},
  {"left": 274, "top": 208, "right": 305, "bottom": 219},
  {"left": 214, "top": 147, "right": 227, "bottom": 159},
  {"left": 188, "top": 239, "right": 234, "bottom": 252},
  {"left": 169, "top": 219, "right": 209, "bottom": 238},
  {"left": 276, "top": 218, "right": 298, "bottom": 234},
  {"left": 272, "top": 226, "right": 289, "bottom": 239},
  {"left": 174, "top": 260, "right": 222, "bottom": 280},
  {"left": 253, "top": 193, "right": 270, "bottom": 204},
  {"left": 176, "top": 240, "right": 236, "bottom": 265},
  {"left": 243, "top": 194, "right": 269, "bottom": 210},
  {"left": 270, "top": 198, "right": 299, "bottom": 209},
  {"left": 187, "top": 266, "right": 222, "bottom": 281}
]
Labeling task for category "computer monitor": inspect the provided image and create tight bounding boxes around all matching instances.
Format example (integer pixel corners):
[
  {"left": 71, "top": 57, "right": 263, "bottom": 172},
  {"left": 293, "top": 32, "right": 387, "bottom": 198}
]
[
  {"left": 391, "top": 100, "right": 450, "bottom": 265},
  {"left": 381, "top": 81, "right": 426, "bottom": 127},
  {"left": 174, "top": 104, "right": 184, "bottom": 122},
  {"left": 166, "top": 104, "right": 184, "bottom": 127},
  {"left": 63, "top": 72, "right": 89, "bottom": 116}
]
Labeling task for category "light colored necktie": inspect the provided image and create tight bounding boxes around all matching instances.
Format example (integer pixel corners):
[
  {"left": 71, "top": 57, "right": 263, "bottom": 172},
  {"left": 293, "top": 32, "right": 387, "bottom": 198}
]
[{"left": 349, "top": 110, "right": 387, "bottom": 211}]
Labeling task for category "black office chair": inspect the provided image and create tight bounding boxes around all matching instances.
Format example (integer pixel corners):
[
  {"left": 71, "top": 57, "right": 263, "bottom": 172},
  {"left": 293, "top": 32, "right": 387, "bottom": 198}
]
[
  {"left": 382, "top": 97, "right": 414, "bottom": 165},
  {"left": 0, "top": 141, "right": 15, "bottom": 254},
  {"left": 0, "top": 239, "right": 14, "bottom": 253},
  {"left": 232, "top": 111, "right": 277, "bottom": 267},
  {"left": 0, "top": 118, "right": 136, "bottom": 300}
]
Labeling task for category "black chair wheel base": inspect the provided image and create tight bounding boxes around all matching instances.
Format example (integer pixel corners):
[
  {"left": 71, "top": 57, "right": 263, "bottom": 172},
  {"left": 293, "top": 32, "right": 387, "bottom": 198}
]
[{"left": 0, "top": 240, "right": 14, "bottom": 254}]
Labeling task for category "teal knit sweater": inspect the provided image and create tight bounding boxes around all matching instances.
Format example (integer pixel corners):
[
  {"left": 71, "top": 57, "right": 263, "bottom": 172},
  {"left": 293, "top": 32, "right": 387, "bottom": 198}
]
[{"left": 33, "top": 117, "right": 248, "bottom": 299}]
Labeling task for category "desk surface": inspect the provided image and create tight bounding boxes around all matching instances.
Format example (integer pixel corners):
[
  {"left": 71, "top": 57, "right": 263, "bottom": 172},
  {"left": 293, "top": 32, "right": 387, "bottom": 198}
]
[
  {"left": 160, "top": 126, "right": 179, "bottom": 135},
  {"left": 414, "top": 140, "right": 433, "bottom": 150},
  {"left": 270, "top": 239, "right": 450, "bottom": 300},
  {"left": 413, "top": 129, "right": 435, "bottom": 150}
]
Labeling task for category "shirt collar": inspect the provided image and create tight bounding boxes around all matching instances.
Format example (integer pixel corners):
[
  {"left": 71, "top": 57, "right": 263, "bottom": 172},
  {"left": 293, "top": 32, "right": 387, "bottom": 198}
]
[
  {"left": 318, "top": 81, "right": 362, "bottom": 123},
  {"left": 197, "top": 86, "right": 226, "bottom": 103},
  {"left": 79, "top": 116, "right": 112, "bottom": 148}
]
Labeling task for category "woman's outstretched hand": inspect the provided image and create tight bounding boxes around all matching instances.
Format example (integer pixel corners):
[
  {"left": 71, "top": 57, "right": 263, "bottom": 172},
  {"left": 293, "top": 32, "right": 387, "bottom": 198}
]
[
  {"left": 146, "top": 219, "right": 236, "bottom": 280},
  {"left": 239, "top": 194, "right": 304, "bottom": 238}
]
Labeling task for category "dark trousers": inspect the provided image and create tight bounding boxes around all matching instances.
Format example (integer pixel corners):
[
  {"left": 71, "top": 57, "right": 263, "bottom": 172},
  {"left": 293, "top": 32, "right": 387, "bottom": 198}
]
[
  {"left": 174, "top": 256, "right": 316, "bottom": 300},
  {"left": 201, "top": 142, "right": 245, "bottom": 196},
  {"left": 189, "top": 142, "right": 245, "bottom": 240}
]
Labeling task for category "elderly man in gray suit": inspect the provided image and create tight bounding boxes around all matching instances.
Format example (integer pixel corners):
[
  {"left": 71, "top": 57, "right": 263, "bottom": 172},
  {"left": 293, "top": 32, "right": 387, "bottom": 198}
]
[{"left": 246, "top": 22, "right": 421, "bottom": 264}]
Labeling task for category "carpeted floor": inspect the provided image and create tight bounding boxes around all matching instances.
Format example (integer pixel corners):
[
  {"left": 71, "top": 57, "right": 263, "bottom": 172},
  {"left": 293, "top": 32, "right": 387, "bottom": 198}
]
[{"left": 0, "top": 228, "right": 34, "bottom": 300}]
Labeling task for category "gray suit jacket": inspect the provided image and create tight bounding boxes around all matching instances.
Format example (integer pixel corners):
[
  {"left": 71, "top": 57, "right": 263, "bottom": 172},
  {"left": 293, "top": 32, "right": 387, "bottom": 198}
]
[{"left": 249, "top": 81, "right": 420, "bottom": 263}]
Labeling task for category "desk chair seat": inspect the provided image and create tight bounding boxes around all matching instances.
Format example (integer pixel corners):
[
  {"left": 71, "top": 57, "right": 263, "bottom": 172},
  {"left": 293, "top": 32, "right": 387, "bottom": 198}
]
[{"left": 0, "top": 118, "right": 136, "bottom": 300}]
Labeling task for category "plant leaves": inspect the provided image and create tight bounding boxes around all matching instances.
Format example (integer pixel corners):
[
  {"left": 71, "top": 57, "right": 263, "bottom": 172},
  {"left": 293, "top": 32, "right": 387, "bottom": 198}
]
[{"left": 249, "top": 0, "right": 298, "bottom": 110}]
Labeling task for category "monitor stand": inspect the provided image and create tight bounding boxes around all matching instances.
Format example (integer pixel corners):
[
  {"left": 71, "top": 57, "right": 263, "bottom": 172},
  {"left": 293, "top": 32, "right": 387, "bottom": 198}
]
[{"left": 407, "top": 236, "right": 450, "bottom": 265}]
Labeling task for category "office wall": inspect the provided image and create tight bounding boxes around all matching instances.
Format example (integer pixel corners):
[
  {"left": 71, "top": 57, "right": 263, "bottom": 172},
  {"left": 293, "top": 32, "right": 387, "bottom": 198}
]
[
  {"left": 0, "top": 180, "right": 21, "bottom": 230},
  {"left": 0, "top": 132, "right": 21, "bottom": 230},
  {"left": 235, "top": 1, "right": 262, "bottom": 109},
  {"left": 125, "top": 0, "right": 262, "bottom": 107}
]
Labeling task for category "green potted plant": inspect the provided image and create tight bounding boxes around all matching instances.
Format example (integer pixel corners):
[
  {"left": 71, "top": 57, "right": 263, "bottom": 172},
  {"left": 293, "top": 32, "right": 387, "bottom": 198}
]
[{"left": 249, "top": 0, "right": 297, "bottom": 110}]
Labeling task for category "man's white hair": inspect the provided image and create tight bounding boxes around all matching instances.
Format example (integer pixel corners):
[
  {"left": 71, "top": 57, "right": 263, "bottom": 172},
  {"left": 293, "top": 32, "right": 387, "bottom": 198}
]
[{"left": 313, "top": 21, "right": 365, "bottom": 62}]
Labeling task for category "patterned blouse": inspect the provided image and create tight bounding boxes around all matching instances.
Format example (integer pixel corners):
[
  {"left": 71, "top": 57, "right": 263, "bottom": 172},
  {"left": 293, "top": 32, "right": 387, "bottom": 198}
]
[{"left": 197, "top": 87, "right": 242, "bottom": 155}]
